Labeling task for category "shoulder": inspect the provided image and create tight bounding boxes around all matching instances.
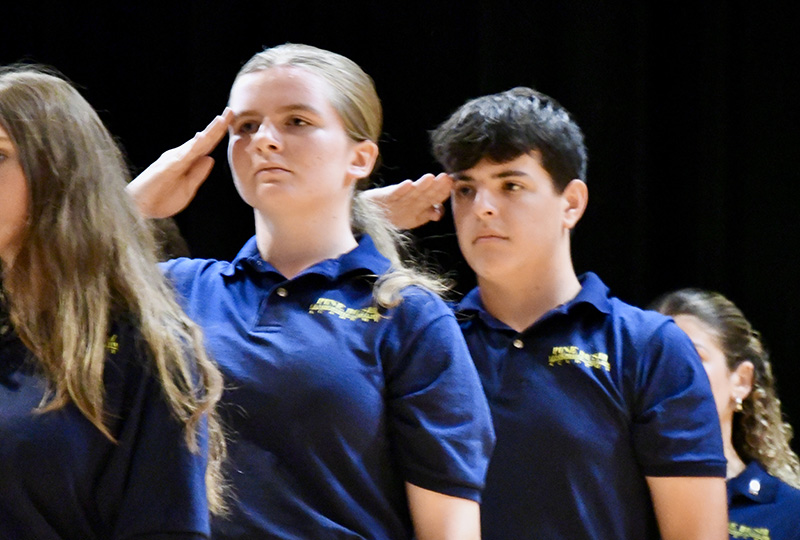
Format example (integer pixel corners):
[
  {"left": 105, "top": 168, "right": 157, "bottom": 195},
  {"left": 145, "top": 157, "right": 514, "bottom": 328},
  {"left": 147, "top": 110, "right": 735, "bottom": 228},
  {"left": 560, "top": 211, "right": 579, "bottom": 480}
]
[
  {"left": 605, "top": 295, "right": 693, "bottom": 354},
  {"left": 576, "top": 273, "right": 681, "bottom": 344},
  {"left": 376, "top": 286, "right": 466, "bottom": 361},
  {"left": 389, "top": 286, "right": 457, "bottom": 324},
  {"left": 159, "top": 256, "right": 232, "bottom": 281},
  {"left": 607, "top": 294, "right": 673, "bottom": 332},
  {"left": 159, "top": 256, "right": 242, "bottom": 304}
]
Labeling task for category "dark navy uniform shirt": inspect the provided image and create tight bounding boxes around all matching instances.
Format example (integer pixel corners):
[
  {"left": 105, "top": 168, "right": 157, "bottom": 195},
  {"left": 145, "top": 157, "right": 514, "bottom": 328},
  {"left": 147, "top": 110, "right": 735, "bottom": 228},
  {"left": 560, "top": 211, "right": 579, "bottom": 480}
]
[
  {"left": 0, "top": 316, "right": 210, "bottom": 540},
  {"left": 728, "top": 460, "right": 800, "bottom": 540},
  {"left": 161, "top": 235, "right": 495, "bottom": 540},
  {"left": 456, "top": 272, "right": 726, "bottom": 540}
]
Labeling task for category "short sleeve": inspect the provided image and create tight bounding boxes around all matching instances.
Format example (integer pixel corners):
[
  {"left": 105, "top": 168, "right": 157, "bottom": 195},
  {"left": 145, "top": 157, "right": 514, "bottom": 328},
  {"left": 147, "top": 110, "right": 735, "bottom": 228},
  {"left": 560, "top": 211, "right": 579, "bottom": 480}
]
[
  {"left": 380, "top": 292, "right": 495, "bottom": 502},
  {"left": 631, "top": 320, "right": 726, "bottom": 477}
]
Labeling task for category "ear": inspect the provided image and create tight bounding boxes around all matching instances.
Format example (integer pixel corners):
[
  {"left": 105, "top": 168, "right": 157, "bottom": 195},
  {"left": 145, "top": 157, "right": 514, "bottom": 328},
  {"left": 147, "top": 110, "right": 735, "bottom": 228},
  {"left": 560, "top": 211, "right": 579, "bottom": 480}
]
[
  {"left": 731, "top": 361, "right": 755, "bottom": 401},
  {"left": 345, "top": 140, "right": 379, "bottom": 185},
  {"left": 561, "top": 179, "right": 588, "bottom": 230}
]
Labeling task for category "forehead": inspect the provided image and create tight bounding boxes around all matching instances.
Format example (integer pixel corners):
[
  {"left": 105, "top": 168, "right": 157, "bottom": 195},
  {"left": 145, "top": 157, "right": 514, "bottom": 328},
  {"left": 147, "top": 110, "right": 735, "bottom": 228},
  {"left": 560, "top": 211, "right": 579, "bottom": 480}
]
[
  {"left": 672, "top": 315, "right": 721, "bottom": 349},
  {"left": 229, "top": 66, "right": 336, "bottom": 110},
  {"left": 454, "top": 152, "right": 553, "bottom": 183}
]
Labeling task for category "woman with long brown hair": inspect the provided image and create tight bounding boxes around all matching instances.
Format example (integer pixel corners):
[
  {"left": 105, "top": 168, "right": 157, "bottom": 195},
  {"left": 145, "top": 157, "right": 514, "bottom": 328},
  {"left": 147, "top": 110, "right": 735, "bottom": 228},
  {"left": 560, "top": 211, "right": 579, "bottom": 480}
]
[
  {"left": 652, "top": 289, "right": 800, "bottom": 539},
  {"left": 0, "top": 65, "right": 226, "bottom": 540}
]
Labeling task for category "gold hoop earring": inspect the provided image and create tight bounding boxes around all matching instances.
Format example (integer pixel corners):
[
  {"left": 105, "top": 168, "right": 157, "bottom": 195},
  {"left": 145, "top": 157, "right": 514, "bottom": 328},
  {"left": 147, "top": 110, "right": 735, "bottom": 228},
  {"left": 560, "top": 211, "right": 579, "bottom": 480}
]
[{"left": 735, "top": 396, "right": 743, "bottom": 412}]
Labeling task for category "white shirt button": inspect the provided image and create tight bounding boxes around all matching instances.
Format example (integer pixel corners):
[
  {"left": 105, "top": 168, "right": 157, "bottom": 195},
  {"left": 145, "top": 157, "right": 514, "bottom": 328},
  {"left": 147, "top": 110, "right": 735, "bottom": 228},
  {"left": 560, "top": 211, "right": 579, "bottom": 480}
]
[
  {"left": 748, "top": 478, "right": 761, "bottom": 495},
  {"left": 513, "top": 339, "right": 524, "bottom": 349},
  {"left": 276, "top": 287, "right": 288, "bottom": 297}
]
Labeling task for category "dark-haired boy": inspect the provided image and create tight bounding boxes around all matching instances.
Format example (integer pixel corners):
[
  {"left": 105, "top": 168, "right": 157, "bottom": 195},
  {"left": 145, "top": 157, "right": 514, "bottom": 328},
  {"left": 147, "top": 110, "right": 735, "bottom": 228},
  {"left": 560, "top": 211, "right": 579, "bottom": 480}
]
[{"left": 380, "top": 87, "right": 728, "bottom": 539}]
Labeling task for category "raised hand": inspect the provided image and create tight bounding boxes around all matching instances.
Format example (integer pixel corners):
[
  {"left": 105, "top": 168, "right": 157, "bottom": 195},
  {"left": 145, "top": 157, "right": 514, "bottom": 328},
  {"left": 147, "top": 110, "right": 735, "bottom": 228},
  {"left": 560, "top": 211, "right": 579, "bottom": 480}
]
[
  {"left": 127, "top": 108, "right": 234, "bottom": 218},
  {"left": 362, "top": 173, "right": 452, "bottom": 230}
]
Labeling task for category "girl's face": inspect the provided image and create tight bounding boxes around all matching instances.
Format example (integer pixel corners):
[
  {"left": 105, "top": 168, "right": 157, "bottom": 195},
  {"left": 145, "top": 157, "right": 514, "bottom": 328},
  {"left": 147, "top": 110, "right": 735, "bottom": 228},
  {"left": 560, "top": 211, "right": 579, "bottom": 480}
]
[
  {"left": 0, "top": 124, "right": 29, "bottom": 266},
  {"left": 227, "top": 66, "right": 375, "bottom": 218},
  {"left": 673, "top": 314, "right": 737, "bottom": 420}
]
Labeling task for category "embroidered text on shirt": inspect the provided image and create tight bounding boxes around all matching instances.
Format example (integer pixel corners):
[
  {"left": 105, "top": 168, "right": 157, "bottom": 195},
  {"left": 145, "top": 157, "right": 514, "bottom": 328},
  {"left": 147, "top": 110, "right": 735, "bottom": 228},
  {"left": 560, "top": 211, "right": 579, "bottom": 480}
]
[
  {"left": 548, "top": 346, "right": 610, "bottom": 371},
  {"left": 309, "top": 298, "right": 381, "bottom": 323},
  {"left": 729, "top": 521, "right": 770, "bottom": 540}
]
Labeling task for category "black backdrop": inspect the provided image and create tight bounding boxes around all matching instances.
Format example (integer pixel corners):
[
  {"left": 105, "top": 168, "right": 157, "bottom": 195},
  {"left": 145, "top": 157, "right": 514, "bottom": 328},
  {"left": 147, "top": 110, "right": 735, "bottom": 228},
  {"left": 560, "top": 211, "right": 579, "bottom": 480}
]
[{"left": 5, "top": 1, "right": 800, "bottom": 452}]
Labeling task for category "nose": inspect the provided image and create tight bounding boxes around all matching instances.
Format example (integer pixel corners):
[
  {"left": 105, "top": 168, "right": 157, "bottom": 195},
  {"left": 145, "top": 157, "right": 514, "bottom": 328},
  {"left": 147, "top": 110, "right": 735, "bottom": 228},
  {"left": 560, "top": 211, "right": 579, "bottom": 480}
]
[
  {"left": 472, "top": 188, "right": 497, "bottom": 218},
  {"left": 252, "top": 122, "right": 282, "bottom": 153}
]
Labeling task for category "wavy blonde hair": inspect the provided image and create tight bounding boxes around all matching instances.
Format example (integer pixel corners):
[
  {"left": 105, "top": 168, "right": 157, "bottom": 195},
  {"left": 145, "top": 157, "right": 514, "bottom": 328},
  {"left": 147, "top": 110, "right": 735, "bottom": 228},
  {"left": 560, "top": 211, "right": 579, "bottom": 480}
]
[
  {"left": 0, "top": 65, "right": 227, "bottom": 513},
  {"left": 652, "top": 289, "right": 800, "bottom": 488},
  {"left": 235, "top": 43, "right": 448, "bottom": 306}
]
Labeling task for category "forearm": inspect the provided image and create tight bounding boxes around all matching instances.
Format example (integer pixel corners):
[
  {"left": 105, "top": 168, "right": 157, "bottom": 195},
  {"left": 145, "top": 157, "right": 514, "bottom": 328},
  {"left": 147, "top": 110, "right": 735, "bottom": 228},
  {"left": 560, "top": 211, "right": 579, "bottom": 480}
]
[
  {"left": 647, "top": 476, "right": 728, "bottom": 540},
  {"left": 405, "top": 482, "right": 481, "bottom": 540}
]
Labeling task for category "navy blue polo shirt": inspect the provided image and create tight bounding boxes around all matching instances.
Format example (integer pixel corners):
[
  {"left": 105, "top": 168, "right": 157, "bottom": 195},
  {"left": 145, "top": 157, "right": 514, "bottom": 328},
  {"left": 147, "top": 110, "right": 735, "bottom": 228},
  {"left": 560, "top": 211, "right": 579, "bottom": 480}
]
[
  {"left": 0, "top": 319, "right": 210, "bottom": 540},
  {"left": 161, "top": 235, "right": 495, "bottom": 540},
  {"left": 456, "top": 272, "right": 726, "bottom": 540},
  {"left": 728, "top": 461, "right": 800, "bottom": 540}
]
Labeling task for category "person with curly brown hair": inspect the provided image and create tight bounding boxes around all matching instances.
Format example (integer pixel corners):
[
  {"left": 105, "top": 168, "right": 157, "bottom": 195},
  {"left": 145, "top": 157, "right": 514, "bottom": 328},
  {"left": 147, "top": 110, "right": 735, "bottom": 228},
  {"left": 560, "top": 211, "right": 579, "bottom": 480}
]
[{"left": 652, "top": 289, "right": 800, "bottom": 540}]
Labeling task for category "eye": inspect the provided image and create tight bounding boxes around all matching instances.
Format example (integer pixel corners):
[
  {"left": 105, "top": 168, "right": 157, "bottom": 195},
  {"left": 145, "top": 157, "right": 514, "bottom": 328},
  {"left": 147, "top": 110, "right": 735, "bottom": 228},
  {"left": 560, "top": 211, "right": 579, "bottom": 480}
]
[
  {"left": 502, "top": 181, "right": 522, "bottom": 192},
  {"left": 287, "top": 116, "right": 311, "bottom": 127},
  {"left": 453, "top": 183, "right": 474, "bottom": 198},
  {"left": 234, "top": 120, "right": 259, "bottom": 135}
]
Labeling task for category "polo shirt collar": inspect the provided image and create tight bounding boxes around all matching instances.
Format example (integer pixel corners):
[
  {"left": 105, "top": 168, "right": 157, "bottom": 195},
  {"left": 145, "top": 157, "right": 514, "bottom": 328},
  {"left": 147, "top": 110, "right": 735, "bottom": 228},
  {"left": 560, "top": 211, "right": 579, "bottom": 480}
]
[
  {"left": 728, "top": 461, "right": 779, "bottom": 504},
  {"left": 221, "top": 234, "right": 391, "bottom": 280},
  {"left": 456, "top": 272, "right": 612, "bottom": 330}
]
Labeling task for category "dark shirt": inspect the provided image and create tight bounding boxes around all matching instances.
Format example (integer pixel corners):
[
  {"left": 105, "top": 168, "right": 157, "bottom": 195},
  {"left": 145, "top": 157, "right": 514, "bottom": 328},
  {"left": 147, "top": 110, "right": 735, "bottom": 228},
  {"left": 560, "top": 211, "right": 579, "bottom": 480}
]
[
  {"left": 0, "top": 318, "right": 210, "bottom": 540},
  {"left": 728, "top": 460, "right": 800, "bottom": 540},
  {"left": 162, "top": 235, "right": 495, "bottom": 540},
  {"left": 457, "top": 272, "right": 726, "bottom": 540}
]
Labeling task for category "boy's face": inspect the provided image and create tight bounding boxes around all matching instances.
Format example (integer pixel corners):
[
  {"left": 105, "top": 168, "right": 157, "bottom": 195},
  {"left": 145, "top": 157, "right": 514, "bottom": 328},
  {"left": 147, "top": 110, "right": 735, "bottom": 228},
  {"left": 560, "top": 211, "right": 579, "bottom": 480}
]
[{"left": 450, "top": 152, "right": 574, "bottom": 284}]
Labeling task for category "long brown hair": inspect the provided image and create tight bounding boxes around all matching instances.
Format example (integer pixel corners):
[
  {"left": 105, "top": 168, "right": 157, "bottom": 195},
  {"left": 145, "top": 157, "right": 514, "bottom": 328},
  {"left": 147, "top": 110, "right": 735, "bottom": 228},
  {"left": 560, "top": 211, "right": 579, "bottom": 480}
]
[
  {"left": 0, "top": 65, "right": 227, "bottom": 512},
  {"left": 652, "top": 288, "right": 800, "bottom": 488},
  {"left": 235, "top": 44, "right": 449, "bottom": 306}
]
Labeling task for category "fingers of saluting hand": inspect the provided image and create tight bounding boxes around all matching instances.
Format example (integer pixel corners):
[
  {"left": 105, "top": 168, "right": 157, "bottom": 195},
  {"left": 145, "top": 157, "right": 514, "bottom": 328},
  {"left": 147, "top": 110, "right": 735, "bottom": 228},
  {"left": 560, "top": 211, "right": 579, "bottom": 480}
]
[
  {"left": 391, "top": 173, "right": 453, "bottom": 228},
  {"left": 409, "top": 173, "right": 452, "bottom": 216},
  {"left": 425, "top": 172, "right": 453, "bottom": 206},
  {"left": 127, "top": 109, "right": 233, "bottom": 219},
  {"left": 360, "top": 173, "right": 453, "bottom": 229},
  {"left": 419, "top": 173, "right": 452, "bottom": 222},
  {"left": 168, "top": 108, "right": 234, "bottom": 164}
]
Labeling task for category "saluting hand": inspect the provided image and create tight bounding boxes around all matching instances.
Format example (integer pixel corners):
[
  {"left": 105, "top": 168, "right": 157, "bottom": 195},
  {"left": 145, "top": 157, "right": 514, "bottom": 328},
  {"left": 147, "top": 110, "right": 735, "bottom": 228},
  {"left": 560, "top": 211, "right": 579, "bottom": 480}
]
[
  {"left": 127, "top": 108, "right": 234, "bottom": 218},
  {"left": 360, "top": 172, "right": 453, "bottom": 230}
]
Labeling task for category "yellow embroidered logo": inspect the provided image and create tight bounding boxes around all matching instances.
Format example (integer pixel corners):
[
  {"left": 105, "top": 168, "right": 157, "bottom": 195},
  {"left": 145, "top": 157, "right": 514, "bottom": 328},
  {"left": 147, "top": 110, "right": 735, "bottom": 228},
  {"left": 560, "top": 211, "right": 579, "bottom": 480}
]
[
  {"left": 548, "top": 346, "right": 610, "bottom": 371},
  {"left": 309, "top": 298, "right": 381, "bottom": 323},
  {"left": 105, "top": 334, "right": 119, "bottom": 354},
  {"left": 729, "top": 522, "right": 770, "bottom": 540}
]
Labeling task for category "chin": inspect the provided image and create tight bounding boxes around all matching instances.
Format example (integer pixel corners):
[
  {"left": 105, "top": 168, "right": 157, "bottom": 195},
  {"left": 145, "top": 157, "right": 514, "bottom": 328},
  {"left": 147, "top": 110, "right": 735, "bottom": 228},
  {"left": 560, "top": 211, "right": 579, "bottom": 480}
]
[{"left": 467, "top": 258, "right": 512, "bottom": 283}]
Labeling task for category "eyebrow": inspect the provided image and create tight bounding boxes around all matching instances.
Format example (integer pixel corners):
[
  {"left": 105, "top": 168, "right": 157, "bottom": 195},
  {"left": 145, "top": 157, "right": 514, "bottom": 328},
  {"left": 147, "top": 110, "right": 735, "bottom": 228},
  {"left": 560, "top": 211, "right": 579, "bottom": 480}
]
[
  {"left": 233, "top": 104, "right": 324, "bottom": 119},
  {"left": 452, "top": 169, "right": 531, "bottom": 182}
]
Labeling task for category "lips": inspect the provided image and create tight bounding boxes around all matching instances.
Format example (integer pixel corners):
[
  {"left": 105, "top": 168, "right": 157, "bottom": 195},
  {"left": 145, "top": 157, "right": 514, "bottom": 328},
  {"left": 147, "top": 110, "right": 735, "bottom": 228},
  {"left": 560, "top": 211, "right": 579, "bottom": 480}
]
[
  {"left": 473, "top": 231, "right": 508, "bottom": 244},
  {"left": 254, "top": 164, "right": 290, "bottom": 177}
]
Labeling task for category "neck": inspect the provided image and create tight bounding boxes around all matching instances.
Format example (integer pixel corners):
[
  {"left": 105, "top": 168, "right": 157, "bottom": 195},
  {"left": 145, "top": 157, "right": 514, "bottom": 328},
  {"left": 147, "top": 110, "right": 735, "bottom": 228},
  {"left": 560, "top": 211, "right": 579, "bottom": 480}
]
[
  {"left": 721, "top": 415, "right": 747, "bottom": 479},
  {"left": 254, "top": 208, "right": 357, "bottom": 279},
  {"left": 478, "top": 262, "right": 581, "bottom": 333}
]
